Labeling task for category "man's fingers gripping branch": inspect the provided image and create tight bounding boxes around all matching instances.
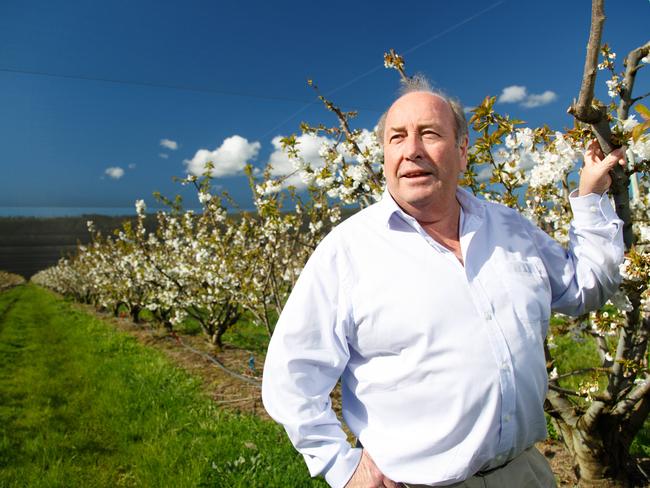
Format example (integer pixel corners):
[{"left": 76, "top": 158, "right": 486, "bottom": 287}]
[{"left": 578, "top": 139, "right": 627, "bottom": 196}]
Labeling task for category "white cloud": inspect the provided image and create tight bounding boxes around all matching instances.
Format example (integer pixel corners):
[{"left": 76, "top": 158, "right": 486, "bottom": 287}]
[
  {"left": 105, "top": 166, "right": 125, "bottom": 179},
  {"left": 184, "top": 135, "right": 261, "bottom": 177},
  {"left": 521, "top": 90, "right": 558, "bottom": 108},
  {"left": 159, "top": 153, "right": 169, "bottom": 159},
  {"left": 476, "top": 165, "right": 493, "bottom": 182},
  {"left": 498, "top": 85, "right": 557, "bottom": 108},
  {"left": 354, "top": 129, "right": 377, "bottom": 155},
  {"left": 128, "top": 163, "right": 136, "bottom": 169},
  {"left": 498, "top": 85, "right": 527, "bottom": 103},
  {"left": 266, "top": 133, "right": 330, "bottom": 189},
  {"left": 160, "top": 138, "right": 178, "bottom": 150},
  {"left": 264, "top": 130, "right": 382, "bottom": 189}
]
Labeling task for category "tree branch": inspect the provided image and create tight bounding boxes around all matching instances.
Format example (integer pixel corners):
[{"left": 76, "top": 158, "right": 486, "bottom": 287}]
[
  {"left": 545, "top": 388, "right": 579, "bottom": 428},
  {"left": 622, "top": 394, "right": 650, "bottom": 449},
  {"left": 555, "top": 367, "right": 612, "bottom": 381},
  {"left": 594, "top": 334, "right": 612, "bottom": 365},
  {"left": 579, "top": 400, "right": 608, "bottom": 433},
  {"left": 629, "top": 296, "right": 648, "bottom": 367},
  {"left": 607, "top": 319, "right": 632, "bottom": 399},
  {"left": 309, "top": 84, "right": 383, "bottom": 192},
  {"left": 549, "top": 383, "right": 589, "bottom": 398},
  {"left": 617, "top": 41, "right": 650, "bottom": 121},
  {"left": 631, "top": 91, "right": 650, "bottom": 104},
  {"left": 567, "top": 0, "right": 606, "bottom": 125},
  {"left": 567, "top": 0, "right": 635, "bottom": 249},
  {"left": 612, "top": 375, "right": 650, "bottom": 417}
]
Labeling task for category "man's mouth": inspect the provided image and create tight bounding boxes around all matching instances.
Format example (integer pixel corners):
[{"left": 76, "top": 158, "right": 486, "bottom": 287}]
[{"left": 401, "top": 170, "right": 433, "bottom": 178}]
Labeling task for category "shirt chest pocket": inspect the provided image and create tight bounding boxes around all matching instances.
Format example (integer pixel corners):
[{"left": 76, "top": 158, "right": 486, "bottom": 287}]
[{"left": 500, "top": 259, "right": 551, "bottom": 326}]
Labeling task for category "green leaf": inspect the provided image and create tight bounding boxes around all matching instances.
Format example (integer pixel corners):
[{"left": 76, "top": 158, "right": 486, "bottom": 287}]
[
  {"left": 631, "top": 120, "right": 650, "bottom": 142},
  {"left": 635, "top": 104, "right": 650, "bottom": 121}
]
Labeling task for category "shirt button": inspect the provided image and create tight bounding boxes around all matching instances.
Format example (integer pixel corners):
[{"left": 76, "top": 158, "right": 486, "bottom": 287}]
[
  {"left": 589, "top": 205, "right": 598, "bottom": 213},
  {"left": 504, "top": 415, "right": 511, "bottom": 422},
  {"left": 484, "top": 312, "right": 493, "bottom": 321}
]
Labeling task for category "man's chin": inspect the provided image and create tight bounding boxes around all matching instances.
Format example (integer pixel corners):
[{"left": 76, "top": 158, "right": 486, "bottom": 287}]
[{"left": 395, "top": 192, "right": 438, "bottom": 210}]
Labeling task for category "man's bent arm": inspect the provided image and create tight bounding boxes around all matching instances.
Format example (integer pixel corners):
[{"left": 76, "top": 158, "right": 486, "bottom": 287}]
[
  {"left": 262, "top": 231, "right": 362, "bottom": 488},
  {"left": 524, "top": 190, "right": 624, "bottom": 315}
]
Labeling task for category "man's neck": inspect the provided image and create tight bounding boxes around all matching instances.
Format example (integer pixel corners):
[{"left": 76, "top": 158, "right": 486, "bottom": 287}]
[
  {"left": 416, "top": 200, "right": 461, "bottom": 245},
  {"left": 392, "top": 193, "right": 464, "bottom": 263}
]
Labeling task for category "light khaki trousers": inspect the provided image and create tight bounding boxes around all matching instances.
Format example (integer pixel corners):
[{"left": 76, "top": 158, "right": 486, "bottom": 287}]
[{"left": 404, "top": 446, "right": 557, "bottom": 488}]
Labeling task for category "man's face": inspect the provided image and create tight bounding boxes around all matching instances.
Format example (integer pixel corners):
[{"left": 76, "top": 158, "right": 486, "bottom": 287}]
[{"left": 382, "top": 91, "right": 468, "bottom": 215}]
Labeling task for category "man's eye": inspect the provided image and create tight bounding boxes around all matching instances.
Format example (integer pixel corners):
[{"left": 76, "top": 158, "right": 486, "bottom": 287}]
[
  {"left": 390, "top": 134, "right": 404, "bottom": 142},
  {"left": 422, "top": 131, "right": 440, "bottom": 138}
]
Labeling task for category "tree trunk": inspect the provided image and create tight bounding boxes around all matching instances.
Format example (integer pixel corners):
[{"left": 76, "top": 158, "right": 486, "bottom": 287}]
[
  {"left": 209, "top": 331, "right": 222, "bottom": 350},
  {"left": 130, "top": 304, "right": 141, "bottom": 323},
  {"left": 209, "top": 308, "right": 242, "bottom": 350},
  {"left": 555, "top": 414, "right": 645, "bottom": 487}
]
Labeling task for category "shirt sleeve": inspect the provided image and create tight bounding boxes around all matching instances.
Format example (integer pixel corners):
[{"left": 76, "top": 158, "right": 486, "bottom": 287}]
[
  {"left": 523, "top": 190, "right": 624, "bottom": 316},
  {"left": 261, "top": 231, "right": 362, "bottom": 488}
]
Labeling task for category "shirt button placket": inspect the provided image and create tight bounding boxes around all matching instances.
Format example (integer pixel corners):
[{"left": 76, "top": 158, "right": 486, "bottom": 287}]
[
  {"left": 484, "top": 311, "right": 516, "bottom": 451},
  {"left": 472, "top": 283, "right": 517, "bottom": 453}
]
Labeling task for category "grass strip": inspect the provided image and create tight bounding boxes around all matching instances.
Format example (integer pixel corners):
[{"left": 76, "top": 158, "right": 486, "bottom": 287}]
[{"left": 0, "top": 284, "right": 325, "bottom": 487}]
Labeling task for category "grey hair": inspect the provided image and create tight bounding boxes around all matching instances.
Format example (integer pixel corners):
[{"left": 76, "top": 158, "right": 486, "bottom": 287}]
[{"left": 375, "top": 74, "right": 468, "bottom": 147}]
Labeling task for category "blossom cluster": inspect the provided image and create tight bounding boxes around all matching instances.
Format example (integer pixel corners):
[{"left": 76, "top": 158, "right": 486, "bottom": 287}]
[
  {"left": 32, "top": 169, "right": 339, "bottom": 346},
  {"left": 0, "top": 270, "right": 25, "bottom": 291}
]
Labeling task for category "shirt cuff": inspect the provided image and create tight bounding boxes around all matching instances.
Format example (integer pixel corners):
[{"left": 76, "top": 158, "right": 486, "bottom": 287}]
[
  {"left": 568, "top": 189, "right": 620, "bottom": 227},
  {"left": 324, "top": 447, "right": 363, "bottom": 488}
]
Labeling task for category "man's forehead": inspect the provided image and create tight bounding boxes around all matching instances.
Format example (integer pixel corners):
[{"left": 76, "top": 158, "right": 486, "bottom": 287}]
[{"left": 385, "top": 92, "right": 453, "bottom": 127}]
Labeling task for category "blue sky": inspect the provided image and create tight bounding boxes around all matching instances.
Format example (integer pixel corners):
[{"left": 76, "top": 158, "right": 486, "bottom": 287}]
[{"left": 1, "top": 0, "right": 648, "bottom": 213}]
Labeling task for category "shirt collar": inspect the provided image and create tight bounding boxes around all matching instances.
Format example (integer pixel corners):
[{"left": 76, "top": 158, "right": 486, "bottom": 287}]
[{"left": 376, "top": 186, "right": 486, "bottom": 227}]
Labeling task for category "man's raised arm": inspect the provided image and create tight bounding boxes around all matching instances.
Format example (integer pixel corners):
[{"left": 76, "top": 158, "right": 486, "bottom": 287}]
[{"left": 523, "top": 140, "right": 626, "bottom": 316}]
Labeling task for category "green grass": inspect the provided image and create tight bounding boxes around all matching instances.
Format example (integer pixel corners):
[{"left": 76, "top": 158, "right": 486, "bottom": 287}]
[
  {"left": 0, "top": 284, "right": 326, "bottom": 487},
  {"left": 220, "top": 314, "right": 273, "bottom": 355},
  {"left": 549, "top": 320, "right": 650, "bottom": 456}
]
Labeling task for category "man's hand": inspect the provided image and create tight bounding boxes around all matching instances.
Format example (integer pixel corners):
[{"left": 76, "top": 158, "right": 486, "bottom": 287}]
[
  {"left": 345, "top": 450, "right": 402, "bottom": 488},
  {"left": 578, "top": 140, "right": 627, "bottom": 196}
]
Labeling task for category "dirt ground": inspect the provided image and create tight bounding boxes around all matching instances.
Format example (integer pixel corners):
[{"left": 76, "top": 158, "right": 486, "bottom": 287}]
[{"left": 81, "top": 303, "right": 614, "bottom": 487}]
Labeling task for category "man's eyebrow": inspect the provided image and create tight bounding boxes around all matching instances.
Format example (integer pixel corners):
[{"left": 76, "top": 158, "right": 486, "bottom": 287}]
[
  {"left": 417, "top": 120, "right": 444, "bottom": 130},
  {"left": 387, "top": 121, "right": 445, "bottom": 132}
]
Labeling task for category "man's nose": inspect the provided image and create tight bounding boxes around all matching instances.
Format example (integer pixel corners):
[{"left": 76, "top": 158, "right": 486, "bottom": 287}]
[{"left": 404, "top": 134, "right": 424, "bottom": 161}]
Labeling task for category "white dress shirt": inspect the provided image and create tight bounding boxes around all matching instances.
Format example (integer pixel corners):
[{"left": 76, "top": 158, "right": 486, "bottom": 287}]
[{"left": 262, "top": 187, "right": 623, "bottom": 488}]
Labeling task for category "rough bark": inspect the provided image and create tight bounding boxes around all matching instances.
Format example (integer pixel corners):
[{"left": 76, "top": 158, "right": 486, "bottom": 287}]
[
  {"left": 557, "top": 411, "right": 647, "bottom": 487},
  {"left": 567, "top": 0, "right": 634, "bottom": 249},
  {"left": 617, "top": 41, "right": 650, "bottom": 122}
]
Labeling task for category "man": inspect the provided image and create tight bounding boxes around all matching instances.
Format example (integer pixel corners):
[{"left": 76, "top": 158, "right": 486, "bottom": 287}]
[{"left": 262, "top": 79, "right": 626, "bottom": 488}]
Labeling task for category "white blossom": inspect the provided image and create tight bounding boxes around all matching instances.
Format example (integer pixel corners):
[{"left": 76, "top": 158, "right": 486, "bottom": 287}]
[
  {"left": 135, "top": 199, "right": 146, "bottom": 215},
  {"left": 198, "top": 192, "right": 212, "bottom": 204},
  {"left": 629, "top": 135, "right": 650, "bottom": 161}
]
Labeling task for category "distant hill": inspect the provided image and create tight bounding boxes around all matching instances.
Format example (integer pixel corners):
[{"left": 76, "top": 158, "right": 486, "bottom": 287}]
[
  {"left": 0, "top": 215, "right": 156, "bottom": 279},
  {"left": 0, "top": 206, "right": 360, "bottom": 279}
]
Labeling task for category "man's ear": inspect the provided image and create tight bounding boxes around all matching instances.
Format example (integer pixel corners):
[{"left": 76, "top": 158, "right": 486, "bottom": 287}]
[{"left": 458, "top": 135, "right": 469, "bottom": 172}]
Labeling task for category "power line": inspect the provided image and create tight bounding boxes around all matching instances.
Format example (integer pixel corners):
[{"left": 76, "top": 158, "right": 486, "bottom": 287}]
[
  {"left": 0, "top": 66, "right": 380, "bottom": 112},
  {"left": 326, "top": 1, "right": 506, "bottom": 99},
  {"left": 261, "top": 0, "right": 506, "bottom": 137},
  {"left": 1, "top": 0, "right": 505, "bottom": 139}
]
